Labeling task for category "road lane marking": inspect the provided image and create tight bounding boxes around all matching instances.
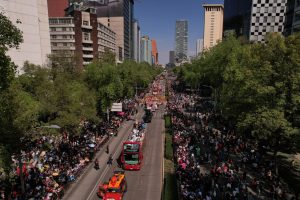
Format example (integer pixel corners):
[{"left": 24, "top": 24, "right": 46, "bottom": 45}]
[{"left": 86, "top": 107, "right": 144, "bottom": 200}]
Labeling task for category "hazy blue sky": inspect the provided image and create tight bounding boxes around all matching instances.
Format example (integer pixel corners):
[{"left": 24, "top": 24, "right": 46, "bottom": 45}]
[{"left": 135, "top": 0, "right": 224, "bottom": 65}]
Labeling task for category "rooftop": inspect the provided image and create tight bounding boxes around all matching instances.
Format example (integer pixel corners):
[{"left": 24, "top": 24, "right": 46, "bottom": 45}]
[{"left": 202, "top": 4, "right": 224, "bottom": 8}]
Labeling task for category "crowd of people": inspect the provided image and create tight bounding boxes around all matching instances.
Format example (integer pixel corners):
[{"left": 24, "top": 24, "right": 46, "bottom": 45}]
[
  {"left": 0, "top": 100, "right": 137, "bottom": 200},
  {"left": 167, "top": 81, "right": 295, "bottom": 200}
]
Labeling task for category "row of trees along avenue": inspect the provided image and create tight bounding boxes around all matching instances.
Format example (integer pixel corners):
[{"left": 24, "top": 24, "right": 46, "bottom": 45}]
[
  {"left": 0, "top": 12, "right": 162, "bottom": 174},
  {"left": 175, "top": 33, "right": 300, "bottom": 175}
]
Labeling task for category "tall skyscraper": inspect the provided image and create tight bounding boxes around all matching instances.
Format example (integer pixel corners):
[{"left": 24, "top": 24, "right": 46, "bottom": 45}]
[
  {"left": 203, "top": 4, "right": 224, "bottom": 49},
  {"left": 169, "top": 51, "right": 175, "bottom": 65},
  {"left": 283, "top": 0, "right": 300, "bottom": 35},
  {"left": 196, "top": 39, "right": 204, "bottom": 56},
  {"left": 284, "top": 0, "right": 296, "bottom": 36},
  {"left": 83, "top": 0, "right": 134, "bottom": 61},
  {"left": 223, "top": 0, "right": 252, "bottom": 38},
  {"left": 293, "top": 0, "right": 300, "bottom": 33},
  {"left": 175, "top": 20, "right": 188, "bottom": 60},
  {"left": 133, "top": 19, "right": 140, "bottom": 62},
  {"left": 249, "top": 0, "right": 287, "bottom": 42},
  {"left": 47, "top": 0, "right": 69, "bottom": 17},
  {"left": 140, "top": 36, "right": 152, "bottom": 65},
  {"left": 0, "top": 0, "right": 51, "bottom": 73},
  {"left": 151, "top": 40, "right": 158, "bottom": 65},
  {"left": 224, "top": 0, "right": 290, "bottom": 42}
]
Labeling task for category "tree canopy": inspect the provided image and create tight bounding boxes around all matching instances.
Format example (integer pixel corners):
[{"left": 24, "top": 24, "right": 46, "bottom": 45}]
[{"left": 176, "top": 33, "right": 300, "bottom": 149}]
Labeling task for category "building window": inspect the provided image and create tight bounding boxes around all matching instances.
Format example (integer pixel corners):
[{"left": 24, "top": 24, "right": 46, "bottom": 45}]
[
  {"left": 83, "top": 20, "right": 89, "bottom": 26},
  {"left": 62, "top": 27, "right": 66, "bottom": 31},
  {"left": 279, "top": 16, "right": 283, "bottom": 22},
  {"left": 83, "top": 32, "right": 90, "bottom": 40},
  {"left": 270, "top": 16, "right": 274, "bottom": 23}
]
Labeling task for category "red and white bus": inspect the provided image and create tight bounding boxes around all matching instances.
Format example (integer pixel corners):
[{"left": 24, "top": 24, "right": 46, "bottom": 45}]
[{"left": 120, "top": 124, "right": 146, "bottom": 170}]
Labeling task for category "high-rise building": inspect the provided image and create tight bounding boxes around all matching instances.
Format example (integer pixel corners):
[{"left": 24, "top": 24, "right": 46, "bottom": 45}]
[
  {"left": 140, "top": 36, "right": 152, "bottom": 65},
  {"left": 47, "top": 0, "right": 69, "bottom": 17},
  {"left": 249, "top": 0, "right": 287, "bottom": 42},
  {"left": 282, "top": 0, "right": 295, "bottom": 36},
  {"left": 151, "top": 40, "right": 158, "bottom": 65},
  {"left": 292, "top": 0, "right": 300, "bottom": 33},
  {"left": 49, "top": 7, "right": 116, "bottom": 69},
  {"left": 203, "top": 4, "right": 224, "bottom": 49},
  {"left": 133, "top": 19, "right": 140, "bottom": 62},
  {"left": 175, "top": 20, "right": 188, "bottom": 60},
  {"left": 223, "top": 0, "right": 252, "bottom": 38},
  {"left": 82, "top": 0, "right": 134, "bottom": 61},
  {"left": 0, "top": 0, "right": 51, "bottom": 73},
  {"left": 196, "top": 39, "right": 204, "bottom": 56},
  {"left": 224, "top": 0, "right": 290, "bottom": 42},
  {"left": 169, "top": 51, "right": 175, "bottom": 65}
]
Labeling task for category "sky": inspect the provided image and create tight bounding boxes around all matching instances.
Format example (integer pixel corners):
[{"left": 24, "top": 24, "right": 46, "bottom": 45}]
[{"left": 135, "top": 0, "right": 224, "bottom": 65}]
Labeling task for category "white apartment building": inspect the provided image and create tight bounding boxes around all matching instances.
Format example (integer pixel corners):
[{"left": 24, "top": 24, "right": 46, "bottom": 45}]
[{"left": 0, "top": 0, "right": 51, "bottom": 73}]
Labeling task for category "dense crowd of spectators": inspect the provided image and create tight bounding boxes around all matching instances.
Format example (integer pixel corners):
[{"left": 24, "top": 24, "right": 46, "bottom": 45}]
[
  {"left": 167, "top": 85, "right": 294, "bottom": 200},
  {"left": 0, "top": 100, "right": 137, "bottom": 200}
]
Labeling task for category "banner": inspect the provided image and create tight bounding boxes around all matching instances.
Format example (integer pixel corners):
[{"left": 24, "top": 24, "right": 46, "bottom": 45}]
[{"left": 111, "top": 103, "right": 122, "bottom": 112}]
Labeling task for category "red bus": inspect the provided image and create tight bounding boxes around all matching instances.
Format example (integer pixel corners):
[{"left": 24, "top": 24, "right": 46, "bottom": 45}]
[{"left": 120, "top": 125, "right": 146, "bottom": 170}]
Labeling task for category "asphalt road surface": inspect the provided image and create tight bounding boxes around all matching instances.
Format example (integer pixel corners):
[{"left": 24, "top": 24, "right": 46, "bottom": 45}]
[
  {"left": 63, "top": 105, "right": 165, "bottom": 200},
  {"left": 120, "top": 107, "right": 164, "bottom": 200}
]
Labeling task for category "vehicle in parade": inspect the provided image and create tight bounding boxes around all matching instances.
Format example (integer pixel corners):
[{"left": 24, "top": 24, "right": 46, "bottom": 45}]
[
  {"left": 143, "top": 108, "right": 153, "bottom": 123},
  {"left": 120, "top": 122, "right": 146, "bottom": 170},
  {"left": 97, "top": 171, "right": 127, "bottom": 200}
]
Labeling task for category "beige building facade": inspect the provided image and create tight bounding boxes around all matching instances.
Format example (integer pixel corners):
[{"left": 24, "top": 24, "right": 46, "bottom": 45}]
[
  {"left": 97, "top": 17, "right": 124, "bottom": 62},
  {"left": 203, "top": 4, "right": 224, "bottom": 50},
  {"left": 0, "top": 0, "right": 51, "bottom": 73}
]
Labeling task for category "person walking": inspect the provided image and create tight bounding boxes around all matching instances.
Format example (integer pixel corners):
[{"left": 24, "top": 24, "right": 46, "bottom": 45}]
[
  {"left": 107, "top": 154, "right": 113, "bottom": 166},
  {"left": 106, "top": 145, "right": 109, "bottom": 154}
]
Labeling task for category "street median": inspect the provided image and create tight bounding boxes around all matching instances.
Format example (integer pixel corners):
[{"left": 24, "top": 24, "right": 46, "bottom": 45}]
[{"left": 163, "top": 115, "right": 178, "bottom": 200}]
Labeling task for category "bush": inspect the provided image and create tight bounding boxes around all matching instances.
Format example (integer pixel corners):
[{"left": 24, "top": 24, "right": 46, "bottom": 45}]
[{"left": 165, "top": 115, "right": 171, "bottom": 129}]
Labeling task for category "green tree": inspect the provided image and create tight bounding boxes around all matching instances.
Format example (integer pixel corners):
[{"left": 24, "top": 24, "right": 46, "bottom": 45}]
[
  {"left": 100, "top": 47, "right": 116, "bottom": 65},
  {"left": 0, "top": 12, "right": 23, "bottom": 90},
  {"left": 0, "top": 12, "right": 23, "bottom": 173},
  {"left": 178, "top": 33, "right": 300, "bottom": 163}
]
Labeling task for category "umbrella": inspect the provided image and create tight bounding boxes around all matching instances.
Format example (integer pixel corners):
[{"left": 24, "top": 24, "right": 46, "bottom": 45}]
[{"left": 88, "top": 143, "right": 95, "bottom": 148}]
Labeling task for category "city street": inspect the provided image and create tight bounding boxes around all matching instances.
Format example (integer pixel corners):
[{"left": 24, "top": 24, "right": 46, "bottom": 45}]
[{"left": 62, "top": 105, "right": 164, "bottom": 200}]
